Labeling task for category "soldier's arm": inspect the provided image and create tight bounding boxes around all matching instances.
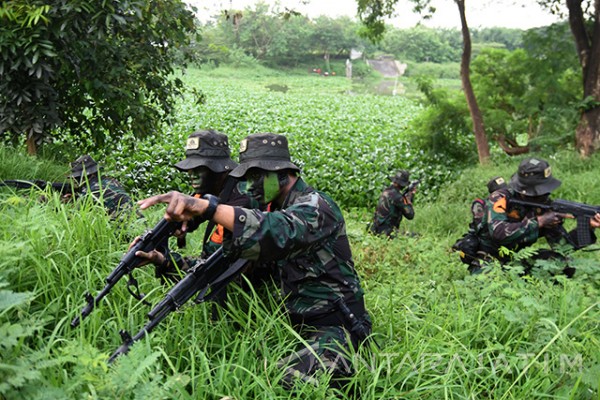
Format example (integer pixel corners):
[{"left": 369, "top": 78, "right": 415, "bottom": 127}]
[{"left": 486, "top": 196, "right": 539, "bottom": 246}]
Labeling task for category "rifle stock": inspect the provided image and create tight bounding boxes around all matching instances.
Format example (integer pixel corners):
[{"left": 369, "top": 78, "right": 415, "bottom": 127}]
[
  {"left": 71, "top": 218, "right": 182, "bottom": 328},
  {"left": 108, "top": 248, "right": 249, "bottom": 363}
]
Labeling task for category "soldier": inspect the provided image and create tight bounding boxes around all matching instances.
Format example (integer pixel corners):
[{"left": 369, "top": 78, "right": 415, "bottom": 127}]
[
  {"left": 138, "top": 133, "right": 372, "bottom": 389},
  {"left": 487, "top": 175, "right": 507, "bottom": 194},
  {"left": 453, "top": 176, "right": 508, "bottom": 272},
  {"left": 131, "top": 130, "right": 255, "bottom": 282},
  {"left": 471, "top": 158, "right": 600, "bottom": 275},
  {"left": 369, "top": 170, "right": 416, "bottom": 238},
  {"left": 471, "top": 176, "right": 508, "bottom": 230},
  {"left": 68, "top": 155, "right": 134, "bottom": 220}
]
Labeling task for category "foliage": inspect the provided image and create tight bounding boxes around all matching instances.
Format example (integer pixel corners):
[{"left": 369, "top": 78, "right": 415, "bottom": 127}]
[
  {"left": 535, "top": 0, "right": 600, "bottom": 156},
  {"left": 406, "top": 76, "right": 476, "bottom": 165},
  {"left": 379, "top": 26, "right": 461, "bottom": 63},
  {"left": 470, "top": 23, "right": 581, "bottom": 152},
  {"left": 0, "top": 0, "right": 198, "bottom": 153},
  {"left": 198, "top": 4, "right": 526, "bottom": 70},
  {"left": 1, "top": 148, "right": 599, "bottom": 399},
  {"left": 45, "top": 66, "right": 461, "bottom": 208},
  {"left": 405, "top": 61, "right": 460, "bottom": 79},
  {"left": 471, "top": 27, "right": 523, "bottom": 50}
]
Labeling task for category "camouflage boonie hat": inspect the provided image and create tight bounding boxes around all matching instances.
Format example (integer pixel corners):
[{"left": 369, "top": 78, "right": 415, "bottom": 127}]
[
  {"left": 229, "top": 133, "right": 300, "bottom": 178},
  {"left": 510, "top": 158, "right": 561, "bottom": 196},
  {"left": 389, "top": 170, "right": 410, "bottom": 186},
  {"left": 174, "top": 130, "right": 238, "bottom": 173},
  {"left": 70, "top": 155, "right": 99, "bottom": 178},
  {"left": 487, "top": 176, "right": 507, "bottom": 193}
]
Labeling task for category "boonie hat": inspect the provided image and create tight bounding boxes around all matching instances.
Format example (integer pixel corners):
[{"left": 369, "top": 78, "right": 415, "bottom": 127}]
[
  {"left": 487, "top": 176, "right": 507, "bottom": 193},
  {"left": 174, "top": 130, "right": 238, "bottom": 173},
  {"left": 229, "top": 133, "right": 300, "bottom": 178},
  {"left": 389, "top": 170, "right": 410, "bottom": 186},
  {"left": 70, "top": 155, "right": 99, "bottom": 178},
  {"left": 509, "top": 158, "right": 561, "bottom": 196}
]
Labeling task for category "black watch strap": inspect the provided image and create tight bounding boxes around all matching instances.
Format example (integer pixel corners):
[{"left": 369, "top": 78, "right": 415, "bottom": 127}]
[{"left": 202, "top": 194, "right": 219, "bottom": 220}]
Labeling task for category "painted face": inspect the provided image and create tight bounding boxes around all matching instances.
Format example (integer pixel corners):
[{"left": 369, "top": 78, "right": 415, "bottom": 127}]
[
  {"left": 188, "top": 167, "right": 211, "bottom": 195},
  {"left": 245, "top": 169, "right": 281, "bottom": 205}
]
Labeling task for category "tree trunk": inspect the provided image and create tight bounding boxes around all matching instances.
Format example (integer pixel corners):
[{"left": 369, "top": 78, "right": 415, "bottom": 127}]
[
  {"left": 567, "top": 0, "right": 600, "bottom": 156},
  {"left": 26, "top": 135, "right": 37, "bottom": 155},
  {"left": 456, "top": 0, "right": 490, "bottom": 164}
]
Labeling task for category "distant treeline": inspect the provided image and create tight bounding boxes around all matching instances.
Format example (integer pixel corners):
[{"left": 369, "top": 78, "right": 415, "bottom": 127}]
[{"left": 191, "top": 2, "right": 550, "bottom": 70}]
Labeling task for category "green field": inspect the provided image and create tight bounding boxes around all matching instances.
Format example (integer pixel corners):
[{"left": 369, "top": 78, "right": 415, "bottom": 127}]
[{"left": 1, "top": 67, "right": 599, "bottom": 399}]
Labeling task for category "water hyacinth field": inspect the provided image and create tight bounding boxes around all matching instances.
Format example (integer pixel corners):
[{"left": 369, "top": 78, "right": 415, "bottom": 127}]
[
  {"left": 1, "top": 67, "right": 600, "bottom": 399},
  {"left": 88, "top": 67, "right": 462, "bottom": 208}
]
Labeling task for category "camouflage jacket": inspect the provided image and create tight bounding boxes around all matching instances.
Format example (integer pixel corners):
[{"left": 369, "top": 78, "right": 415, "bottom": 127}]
[
  {"left": 78, "top": 176, "right": 133, "bottom": 219},
  {"left": 476, "top": 188, "right": 596, "bottom": 260},
  {"left": 223, "top": 178, "right": 367, "bottom": 322},
  {"left": 370, "top": 184, "right": 414, "bottom": 236}
]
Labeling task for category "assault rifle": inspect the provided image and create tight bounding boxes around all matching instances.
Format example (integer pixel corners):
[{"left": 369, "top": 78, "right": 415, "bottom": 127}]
[
  {"left": 108, "top": 247, "right": 249, "bottom": 363},
  {"left": 0, "top": 179, "right": 73, "bottom": 195},
  {"left": 71, "top": 218, "right": 184, "bottom": 328},
  {"left": 509, "top": 198, "right": 600, "bottom": 247},
  {"left": 402, "top": 179, "right": 420, "bottom": 196}
]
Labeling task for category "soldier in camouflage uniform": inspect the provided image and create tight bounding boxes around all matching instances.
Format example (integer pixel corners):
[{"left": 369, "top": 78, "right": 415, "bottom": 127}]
[
  {"left": 471, "top": 158, "right": 600, "bottom": 275},
  {"left": 69, "top": 155, "right": 133, "bottom": 220},
  {"left": 131, "top": 130, "right": 264, "bottom": 286},
  {"left": 138, "top": 133, "right": 372, "bottom": 389},
  {"left": 369, "top": 170, "right": 416, "bottom": 238}
]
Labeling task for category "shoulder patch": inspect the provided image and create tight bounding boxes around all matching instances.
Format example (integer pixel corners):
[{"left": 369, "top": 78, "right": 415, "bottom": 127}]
[{"left": 493, "top": 197, "right": 507, "bottom": 213}]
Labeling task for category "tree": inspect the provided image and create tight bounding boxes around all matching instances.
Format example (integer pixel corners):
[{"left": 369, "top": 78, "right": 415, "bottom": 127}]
[
  {"left": 357, "top": 0, "right": 491, "bottom": 164},
  {"left": 380, "top": 26, "right": 460, "bottom": 63},
  {"left": 0, "top": 0, "right": 197, "bottom": 155},
  {"left": 537, "top": 0, "right": 600, "bottom": 156},
  {"left": 470, "top": 24, "right": 581, "bottom": 154}
]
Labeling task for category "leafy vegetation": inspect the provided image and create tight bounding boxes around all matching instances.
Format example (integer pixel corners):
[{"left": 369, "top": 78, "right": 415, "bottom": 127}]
[
  {"left": 196, "top": 4, "right": 525, "bottom": 71},
  {"left": 43, "top": 66, "right": 462, "bottom": 209},
  {"left": 0, "top": 0, "right": 198, "bottom": 154},
  {"left": 1, "top": 142, "right": 599, "bottom": 398},
  {"left": 1, "top": 8, "right": 600, "bottom": 396}
]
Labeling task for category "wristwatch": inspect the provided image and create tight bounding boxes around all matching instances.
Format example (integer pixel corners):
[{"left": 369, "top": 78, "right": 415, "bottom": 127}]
[{"left": 202, "top": 194, "right": 219, "bottom": 220}]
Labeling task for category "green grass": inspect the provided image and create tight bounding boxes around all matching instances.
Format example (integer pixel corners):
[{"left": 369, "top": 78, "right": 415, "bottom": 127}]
[{"left": 1, "top": 67, "right": 599, "bottom": 399}]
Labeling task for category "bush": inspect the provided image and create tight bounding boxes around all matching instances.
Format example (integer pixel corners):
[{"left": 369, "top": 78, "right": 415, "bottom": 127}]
[{"left": 405, "top": 62, "right": 461, "bottom": 79}]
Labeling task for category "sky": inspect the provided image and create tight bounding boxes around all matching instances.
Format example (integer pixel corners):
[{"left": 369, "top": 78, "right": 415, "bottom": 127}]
[{"left": 188, "top": 0, "right": 564, "bottom": 30}]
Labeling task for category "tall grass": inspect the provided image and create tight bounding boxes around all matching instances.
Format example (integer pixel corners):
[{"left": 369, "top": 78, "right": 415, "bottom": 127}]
[
  {"left": 2, "top": 116, "right": 600, "bottom": 398},
  {"left": 2, "top": 148, "right": 599, "bottom": 399}
]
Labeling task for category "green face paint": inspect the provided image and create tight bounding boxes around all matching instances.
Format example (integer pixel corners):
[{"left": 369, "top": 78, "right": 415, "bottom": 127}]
[
  {"left": 188, "top": 167, "right": 210, "bottom": 194},
  {"left": 263, "top": 172, "right": 280, "bottom": 203},
  {"left": 246, "top": 170, "right": 281, "bottom": 205}
]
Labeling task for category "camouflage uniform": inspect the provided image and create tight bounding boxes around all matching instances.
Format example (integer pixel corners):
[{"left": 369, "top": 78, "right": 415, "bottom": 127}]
[
  {"left": 156, "top": 130, "right": 254, "bottom": 279},
  {"left": 77, "top": 175, "right": 133, "bottom": 219},
  {"left": 370, "top": 170, "right": 414, "bottom": 237},
  {"left": 70, "top": 155, "right": 134, "bottom": 220},
  {"left": 225, "top": 133, "right": 371, "bottom": 388},
  {"left": 472, "top": 159, "right": 596, "bottom": 275}
]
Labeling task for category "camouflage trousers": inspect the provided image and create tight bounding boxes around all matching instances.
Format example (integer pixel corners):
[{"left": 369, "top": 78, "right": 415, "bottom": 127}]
[{"left": 277, "top": 319, "right": 371, "bottom": 389}]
